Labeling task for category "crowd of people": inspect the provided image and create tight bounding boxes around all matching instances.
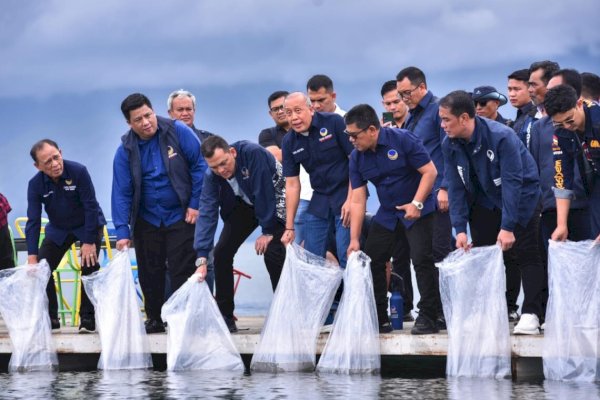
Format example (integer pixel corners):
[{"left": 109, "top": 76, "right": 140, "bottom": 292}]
[{"left": 0, "top": 61, "right": 599, "bottom": 338}]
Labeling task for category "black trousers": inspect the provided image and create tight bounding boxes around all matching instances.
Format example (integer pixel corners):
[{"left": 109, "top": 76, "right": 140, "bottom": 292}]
[
  {"left": 469, "top": 204, "right": 546, "bottom": 318},
  {"left": 432, "top": 210, "right": 454, "bottom": 263},
  {"left": 365, "top": 213, "right": 441, "bottom": 324},
  {"left": 390, "top": 226, "right": 413, "bottom": 314},
  {"left": 214, "top": 200, "right": 285, "bottom": 318},
  {"left": 0, "top": 224, "right": 15, "bottom": 270},
  {"left": 37, "top": 229, "right": 102, "bottom": 319},
  {"left": 134, "top": 218, "right": 196, "bottom": 321}
]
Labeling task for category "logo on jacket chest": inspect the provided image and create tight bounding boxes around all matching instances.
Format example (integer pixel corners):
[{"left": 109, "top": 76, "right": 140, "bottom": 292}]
[
  {"left": 167, "top": 146, "right": 178, "bottom": 159},
  {"left": 63, "top": 179, "right": 76, "bottom": 191},
  {"left": 241, "top": 167, "right": 250, "bottom": 179},
  {"left": 318, "top": 127, "right": 333, "bottom": 142}
]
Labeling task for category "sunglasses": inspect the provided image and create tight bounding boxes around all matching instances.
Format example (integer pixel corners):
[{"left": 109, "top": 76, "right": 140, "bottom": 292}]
[
  {"left": 344, "top": 127, "right": 368, "bottom": 139},
  {"left": 474, "top": 100, "right": 490, "bottom": 107}
]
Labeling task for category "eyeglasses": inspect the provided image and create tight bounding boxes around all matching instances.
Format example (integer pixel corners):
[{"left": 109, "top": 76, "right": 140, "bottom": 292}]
[
  {"left": 344, "top": 127, "right": 368, "bottom": 139},
  {"left": 552, "top": 111, "right": 577, "bottom": 129},
  {"left": 474, "top": 100, "right": 490, "bottom": 107},
  {"left": 270, "top": 105, "right": 285, "bottom": 113},
  {"left": 399, "top": 85, "right": 421, "bottom": 99},
  {"left": 131, "top": 111, "right": 154, "bottom": 125}
]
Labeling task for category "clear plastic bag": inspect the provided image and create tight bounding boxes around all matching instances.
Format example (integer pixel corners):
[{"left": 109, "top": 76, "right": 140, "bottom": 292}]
[
  {"left": 82, "top": 250, "right": 153, "bottom": 370},
  {"left": 317, "top": 251, "right": 380, "bottom": 374},
  {"left": 161, "top": 274, "right": 244, "bottom": 371},
  {"left": 543, "top": 240, "right": 600, "bottom": 381},
  {"left": 250, "top": 243, "right": 343, "bottom": 372},
  {"left": 0, "top": 261, "right": 58, "bottom": 372},
  {"left": 438, "top": 245, "right": 511, "bottom": 378}
]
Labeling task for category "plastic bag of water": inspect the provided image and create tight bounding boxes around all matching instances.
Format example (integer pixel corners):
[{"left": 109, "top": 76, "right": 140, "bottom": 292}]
[
  {"left": 251, "top": 243, "right": 342, "bottom": 372},
  {"left": 0, "top": 261, "right": 58, "bottom": 372},
  {"left": 82, "top": 250, "right": 152, "bottom": 370},
  {"left": 543, "top": 240, "right": 600, "bottom": 381},
  {"left": 161, "top": 273, "right": 244, "bottom": 371},
  {"left": 438, "top": 245, "right": 510, "bottom": 378},
  {"left": 317, "top": 251, "right": 380, "bottom": 374}
]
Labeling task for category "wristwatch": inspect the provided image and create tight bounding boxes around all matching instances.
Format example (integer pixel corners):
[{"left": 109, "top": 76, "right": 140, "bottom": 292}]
[
  {"left": 195, "top": 258, "right": 207, "bottom": 267},
  {"left": 411, "top": 200, "right": 424, "bottom": 210}
]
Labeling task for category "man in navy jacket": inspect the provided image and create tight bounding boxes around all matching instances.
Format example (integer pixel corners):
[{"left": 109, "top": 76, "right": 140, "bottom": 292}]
[
  {"left": 112, "top": 93, "right": 207, "bottom": 334},
  {"left": 194, "top": 135, "right": 286, "bottom": 333},
  {"left": 26, "top": 139, "right": 106, "bottom": 332},
  {"left": 440, "top": 90, "right": 545, "bottom": 335},
  {"left": 545, "top": 84, "right": 600, "bottom": 241}
]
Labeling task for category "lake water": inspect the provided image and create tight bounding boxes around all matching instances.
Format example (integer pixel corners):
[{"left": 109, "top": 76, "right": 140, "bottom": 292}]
[{"left": 0, "top": 369, "right": 598, "bottom": 399}]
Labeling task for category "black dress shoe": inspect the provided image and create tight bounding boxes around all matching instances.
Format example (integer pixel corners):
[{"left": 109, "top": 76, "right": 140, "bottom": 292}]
[
  {"left": 436, "top": 315, "right": 447, "bottom": 331},
  {"left": 224, "top": 316, "right": 238, "bottom": 333},
  {"left": 411, "top": 314, "right": 439, "bottom": 335},
  {"left": 379, "top": 322, "right": 393, "bottom": 334},
  {"left": 50, "top": 318, "right": 61, "bottom": 331},
  {"left": 145, "top": 319, "right": 166, "bottom": 334},
  {"left": 79, "top": 316, "right": 96, "bottom": 333}
]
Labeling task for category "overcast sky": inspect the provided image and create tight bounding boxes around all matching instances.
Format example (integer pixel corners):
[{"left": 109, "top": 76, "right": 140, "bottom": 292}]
[{"left": 2, "top": 0, "right": 599, "bottom": 225}]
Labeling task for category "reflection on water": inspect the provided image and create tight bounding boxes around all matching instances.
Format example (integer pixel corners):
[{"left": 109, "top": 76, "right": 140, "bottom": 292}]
[{"left": 0, "top": 370, "right": 598, "bottom": 399}]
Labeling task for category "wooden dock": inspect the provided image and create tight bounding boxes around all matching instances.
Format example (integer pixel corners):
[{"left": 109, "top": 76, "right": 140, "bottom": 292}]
[{"left": 0, "top": 317, "right": 545, "bottom": 378}]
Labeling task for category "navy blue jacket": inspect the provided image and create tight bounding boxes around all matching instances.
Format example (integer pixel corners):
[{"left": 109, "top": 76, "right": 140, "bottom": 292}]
[
  {"left": 511, "top": 102, "right": 537, "bottom": 150},
  {"left": 530, "top": 116, "right": 588, "bottom": 211},
  {"left": 112, "top": 116, "right": 206, "bottom": 240},
  {"left": 553, "top": 102, "right": 600, "bottom": 200},
  {"left": 282, "top": 112, "right": 353, "bottom": 218},
  {"left": 191, "top": 124, "right": 215, "bottom": 143},
  {"left": 26, "top": 160, "right": 106, "bottom": 254},
  {"left": 442, "top": 117, "right": 541, "bottom": 234},
  {"left": 404, "top": 91, "right": 446, "bottom": 191},
  {"left": 194, "top": 141, "right": 285, "bottom": 257}
]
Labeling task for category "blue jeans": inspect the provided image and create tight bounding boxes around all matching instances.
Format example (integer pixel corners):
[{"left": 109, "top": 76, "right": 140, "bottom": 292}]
[
  {"left": 303, "top": 211, "right": 350, "bottom": 268},
  {"left": 294, "top": 199, "right": 310, "bottom": 245}
]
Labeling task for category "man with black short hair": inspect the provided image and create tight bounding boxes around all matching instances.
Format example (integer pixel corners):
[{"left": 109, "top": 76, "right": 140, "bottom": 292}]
[
  {"left": 582, "top": 72, "right": 600, "bottom": 104},
  {"left": 529, "top": 60, "right": 561, "bottom": 117},
  {"left": 396, "top": 67, "right": 453, "bottom": 329},
  {"left": 345, "top": 104, "right": 439, "bottom": 334},
  {"left": 380, "top": 80, "right": 414, "bottom": 321},
  {"left": 507, "top": 69, "right": 537, "bottom": 149},
  {"left": 381, "top": 80, "right": 409, "bottom": 128},
  {"left": 194, "top": 135, "right": 286, "bottom": 333},
  {"left": 440, "top": 90, "right": 545, "bottom": 335},
  {"left": 112, "top": 93, "right": 207, "bottom": 334},
  {"left": 545, "top": 84, "right": 600, "bottom": 242},
  {"left": 531, "top": 70, "right": 591, "bottom": 253},
  {"left": 307, "top": 74, "right": 345, "bottom": 116},
  {"left": 258, "top": 90, "right": 290, "bottom": 162}
]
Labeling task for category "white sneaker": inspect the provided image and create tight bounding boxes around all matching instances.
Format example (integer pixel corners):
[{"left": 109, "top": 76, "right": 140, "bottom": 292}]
[
  {"left": 541, "top": 322, "right": 546, "bottom": 331},
  {"left": 513, "top": 313, "right": 540, "bottom": 335}
]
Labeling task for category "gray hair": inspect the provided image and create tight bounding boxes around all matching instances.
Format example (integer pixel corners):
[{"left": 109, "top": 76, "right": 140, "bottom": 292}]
[
  {"left": 285, "top": 91, "right": 312, "bottom": 108},
  {"left": 167, "top": 89, "right": 196, "bottom": 111}
]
